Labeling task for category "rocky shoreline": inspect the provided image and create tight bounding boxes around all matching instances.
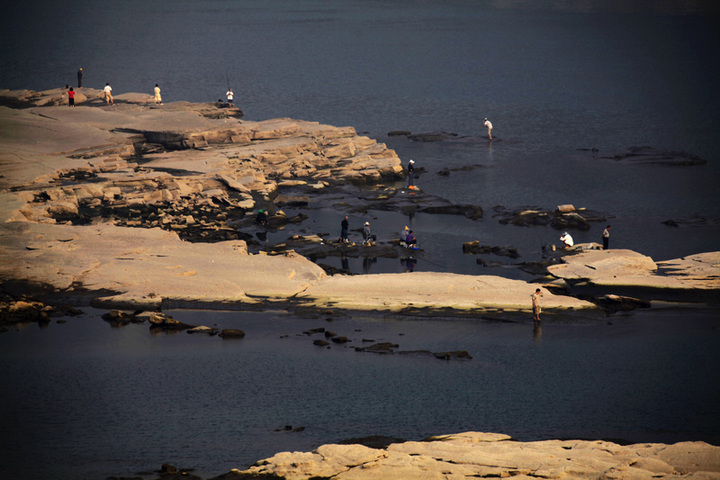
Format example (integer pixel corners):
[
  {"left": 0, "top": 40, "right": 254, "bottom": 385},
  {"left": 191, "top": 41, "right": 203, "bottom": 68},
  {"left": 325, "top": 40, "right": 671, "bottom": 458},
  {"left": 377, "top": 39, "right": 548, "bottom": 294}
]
[
  {"left": 104, "top": 432, "right": 720, "bottom": 479},
  {"left": 2, "top": 88, "right": 719, "bottom": 479},
  {"left": 2, "top": 88, "right": 718, "bottom": 319}
]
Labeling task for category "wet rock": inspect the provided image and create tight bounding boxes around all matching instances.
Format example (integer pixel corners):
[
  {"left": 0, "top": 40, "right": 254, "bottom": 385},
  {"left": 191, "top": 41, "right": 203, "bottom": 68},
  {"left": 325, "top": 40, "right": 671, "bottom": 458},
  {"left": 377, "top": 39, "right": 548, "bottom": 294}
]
[
  {"left": 148, "top": 312, "right": 194, "bottom": 330},
  {"left": 600, "top": 146, "right": 707, "bottom": 166},
  {"left": 594, "top": 294, "right": 651, "bottom": 312},
  {"left": 355, "top": 342, "right": 399, "bottom": 354},
  {"left": 1, "top": 299, "right": 49, "bottom": 323},
  {"left": 387, "top": 130, "right": 411, "bottom": 136},
  {"left": 102, "top": 309, "right": 138, "bottom": 326},
  {"left": 476, "top": 258, "right": 503, "bottom": 267},
  {"left": 493, "top": 205, "right": 605, "bottom": 230},
  {"left": 418, "top": 204, "right": 483, "bottom": 220},
  {"left": 219, "top": 329, "right": 246, "bottom": 339},
  {"left": 661, "top": 215, "right": 718, "bottom": 228},
  {"left": 433, "top": 350, "right": 472, "bottom": 360},
  {"left": 331, "top": 335, "right": 351, "bottom": 343},
  {"left": 187, "top": 325, "right": 219, "bottom": 335},
  {"left": 274, "top": 194, "right": 310, "bottom": 207},
  {"left": 408, "top": 131, "right": 458, "bottom": 142},
  {"left": 0, "top": 296, "right": 83, "bottom": 325},
  {"left": 313, "top": 339, "right": 330, "bottom": 347},
  {"left": 274, "top": 425, "right": 305, "bottom": 433},
  {"left": 462, "top": 242, "right": 520, "bottom": 259}
]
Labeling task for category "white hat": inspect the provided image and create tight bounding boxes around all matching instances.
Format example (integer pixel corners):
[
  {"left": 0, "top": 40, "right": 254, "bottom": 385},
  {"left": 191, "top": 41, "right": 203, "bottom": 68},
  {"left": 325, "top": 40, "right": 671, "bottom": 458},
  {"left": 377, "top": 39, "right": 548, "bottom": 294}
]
[
  {"left": 409, "top": 159, "right": 414, "bottom": 163},
  {"left": 365, "top": 222, "right": 369, "bottom": 225}
]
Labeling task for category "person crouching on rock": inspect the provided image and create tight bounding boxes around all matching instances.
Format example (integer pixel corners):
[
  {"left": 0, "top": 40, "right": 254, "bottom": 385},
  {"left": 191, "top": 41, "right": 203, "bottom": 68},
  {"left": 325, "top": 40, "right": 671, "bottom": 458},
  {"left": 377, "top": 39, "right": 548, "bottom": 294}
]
[
  {"left": 255, "top": 209, "right": 268, "bottom": 227},
  {"left": 405, "top": 230, "right": 417, "bottom": 246},
  {"left": 559, "top": 231, "right": 574, "bottom": 249}
]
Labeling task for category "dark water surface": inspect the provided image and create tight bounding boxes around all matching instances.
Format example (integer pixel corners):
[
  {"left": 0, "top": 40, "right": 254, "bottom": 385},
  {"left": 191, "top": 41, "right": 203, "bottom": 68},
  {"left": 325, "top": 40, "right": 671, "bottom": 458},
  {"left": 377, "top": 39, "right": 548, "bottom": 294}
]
[
  {"left": 2, "top": 1, "right": 720, "bottom": 479},
  {"left": 1, "top": 308, "right": 719, "bottom": 480}
]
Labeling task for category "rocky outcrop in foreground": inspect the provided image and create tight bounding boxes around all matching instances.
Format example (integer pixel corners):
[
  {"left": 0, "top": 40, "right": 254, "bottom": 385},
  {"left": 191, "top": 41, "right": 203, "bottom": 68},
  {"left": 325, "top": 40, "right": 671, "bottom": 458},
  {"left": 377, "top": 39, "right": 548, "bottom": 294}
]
[{"left": 229, "top": 431, "right": 720, "bottom": 479}]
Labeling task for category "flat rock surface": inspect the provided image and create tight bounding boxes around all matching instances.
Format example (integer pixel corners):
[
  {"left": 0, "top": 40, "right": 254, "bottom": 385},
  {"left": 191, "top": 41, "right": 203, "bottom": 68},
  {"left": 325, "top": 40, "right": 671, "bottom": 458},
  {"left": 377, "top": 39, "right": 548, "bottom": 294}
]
[
  {"left": 298, "top": 272, "right": 594, "bottom": 313},
  {"left": 548, "top": 249, "right": 720, "bottom": 292},
  {"left": 0, "top": 221, "right": 327, "bottom": 309},
  {"left": 237, "top": 431, "right": 720, "bottom": 479}
]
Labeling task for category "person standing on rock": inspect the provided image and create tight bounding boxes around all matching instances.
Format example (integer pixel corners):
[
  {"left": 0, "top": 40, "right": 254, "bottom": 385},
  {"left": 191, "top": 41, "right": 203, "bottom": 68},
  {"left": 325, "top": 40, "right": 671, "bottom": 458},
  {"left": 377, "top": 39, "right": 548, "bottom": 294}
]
[
  {"left": 407, "top": 159, "right": 415, "bottom": 187},
  {"left": 362, "top": 222, "right": 376, "bottom": 246},
  {"left": 103, "top": 83, "right": 113, "bottom": 105},
  {"left": 602, "top": 225, "right": 611, "bottom": 250},
  {"left": 531, "top": 288, "right": 543, "bottom": 322},
  {"left": 226, "top": 88, "right": 234, "bottom": 107},
  {"left": 77, "top": 68, "right": 83, "bottom": 88},
  {"left": 67, "top": 87, "right": 76, "bottom": 107},
  {"left": 154, "top": 84, "right": 162, "bottom": 105},
  {"left": 340, "top": 216, "right": 349, "bottom": 243},
  {"left": 483, "top": 118, "right": 493, "bottom": 140}
]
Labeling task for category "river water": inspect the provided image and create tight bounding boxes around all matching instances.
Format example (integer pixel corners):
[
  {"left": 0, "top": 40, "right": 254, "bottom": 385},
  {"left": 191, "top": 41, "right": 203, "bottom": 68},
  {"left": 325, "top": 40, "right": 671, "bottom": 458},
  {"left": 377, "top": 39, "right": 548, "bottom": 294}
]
[{"left": 1, "top": 1, "right": 719, "bottom": 479}]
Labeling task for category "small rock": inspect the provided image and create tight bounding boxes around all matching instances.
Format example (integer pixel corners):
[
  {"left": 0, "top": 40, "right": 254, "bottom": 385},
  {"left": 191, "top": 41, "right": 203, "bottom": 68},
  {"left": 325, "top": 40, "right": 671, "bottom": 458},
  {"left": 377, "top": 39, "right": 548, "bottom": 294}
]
[{"left": 219, "top": 329, "right": 246, "bottom": 339}]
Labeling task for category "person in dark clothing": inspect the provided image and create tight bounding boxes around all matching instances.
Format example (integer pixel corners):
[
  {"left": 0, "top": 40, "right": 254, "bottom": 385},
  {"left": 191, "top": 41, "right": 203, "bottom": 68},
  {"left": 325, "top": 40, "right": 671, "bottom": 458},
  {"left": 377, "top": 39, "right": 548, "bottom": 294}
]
[
  {"left": 77, "top": 68, "right": 83, "bottom": 88},
  {"left": 602, "top": 225, "right": 611, "bottom": 250},
  {"left": 405, "top": 230, "right": 417, "bottom": 245},
  {"left": 407, "top": 159, "right": 415, "bottom": 187},
  {"left": 340, "top": 216, "right": 349, "bottom": 243}
]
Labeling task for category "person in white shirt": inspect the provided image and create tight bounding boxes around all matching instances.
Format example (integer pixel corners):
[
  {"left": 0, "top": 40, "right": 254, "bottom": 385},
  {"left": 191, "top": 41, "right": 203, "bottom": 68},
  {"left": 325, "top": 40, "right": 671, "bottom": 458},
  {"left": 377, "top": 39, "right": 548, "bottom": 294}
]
[
  {"left": 154, "top": 84, "right": 162, "bottom": 105},
  {"left": 226, "top": 88, "right": 234, "bottom": 107},
  {"left": 602, "top": 225, "right": 611, "bottom": 250},
  {"left": 483, "top": 118, "right": 493, "bottom": 140},
  {"left": 559, "top": 232, "right": 574, "bottom": 248},
  {"left": 103, "top": 83, "right": 113, "bottom": 105}
]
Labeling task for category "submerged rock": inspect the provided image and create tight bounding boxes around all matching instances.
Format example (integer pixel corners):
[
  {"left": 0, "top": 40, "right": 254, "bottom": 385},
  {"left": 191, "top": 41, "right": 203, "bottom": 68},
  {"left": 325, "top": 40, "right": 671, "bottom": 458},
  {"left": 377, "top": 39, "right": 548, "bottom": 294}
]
[
  {"left": 600, "top": 146, "right": 707, "bottom": 166},
  {"left": 462, "top": 241, "right": 520, "bottom": 259},
  {"left": 493, "top": 205, "right": 606, "bottom": 230}
]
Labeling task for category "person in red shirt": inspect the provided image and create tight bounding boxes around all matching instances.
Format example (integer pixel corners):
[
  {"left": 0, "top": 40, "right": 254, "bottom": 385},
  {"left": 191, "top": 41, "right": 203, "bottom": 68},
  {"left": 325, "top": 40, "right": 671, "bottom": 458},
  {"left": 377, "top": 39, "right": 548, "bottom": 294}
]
[{"left": 68, "top": 87, "right": 76, "bottom": 107}]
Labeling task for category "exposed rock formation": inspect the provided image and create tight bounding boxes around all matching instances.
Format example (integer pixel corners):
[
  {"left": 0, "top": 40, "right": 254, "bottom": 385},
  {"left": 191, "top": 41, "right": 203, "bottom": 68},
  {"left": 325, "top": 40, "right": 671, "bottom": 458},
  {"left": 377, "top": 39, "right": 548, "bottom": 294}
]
[
  {"left": 0, "top": 89, "right": 717, "bottom": 316},
  {"left": 548, "top": 249, "right": 720, "bottom": 301},
  {"left": 492, "top": 204, "right": 607, "bottom": 230},
  {"left": 235, "top": 431, "right": 720, "bottom": 479}
]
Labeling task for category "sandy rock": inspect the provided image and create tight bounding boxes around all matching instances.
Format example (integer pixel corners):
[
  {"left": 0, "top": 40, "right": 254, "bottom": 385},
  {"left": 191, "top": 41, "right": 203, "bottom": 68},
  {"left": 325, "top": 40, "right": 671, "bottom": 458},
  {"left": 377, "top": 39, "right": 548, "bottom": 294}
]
[
  {"left": 299, "top": 273, "right": 595, "bottom": 314},
  {"left": 237, "top": 432, "right": 720, "bottom": 480},
  {"left": 548, "top": 250, "right": 720, "bottom": 297}
]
